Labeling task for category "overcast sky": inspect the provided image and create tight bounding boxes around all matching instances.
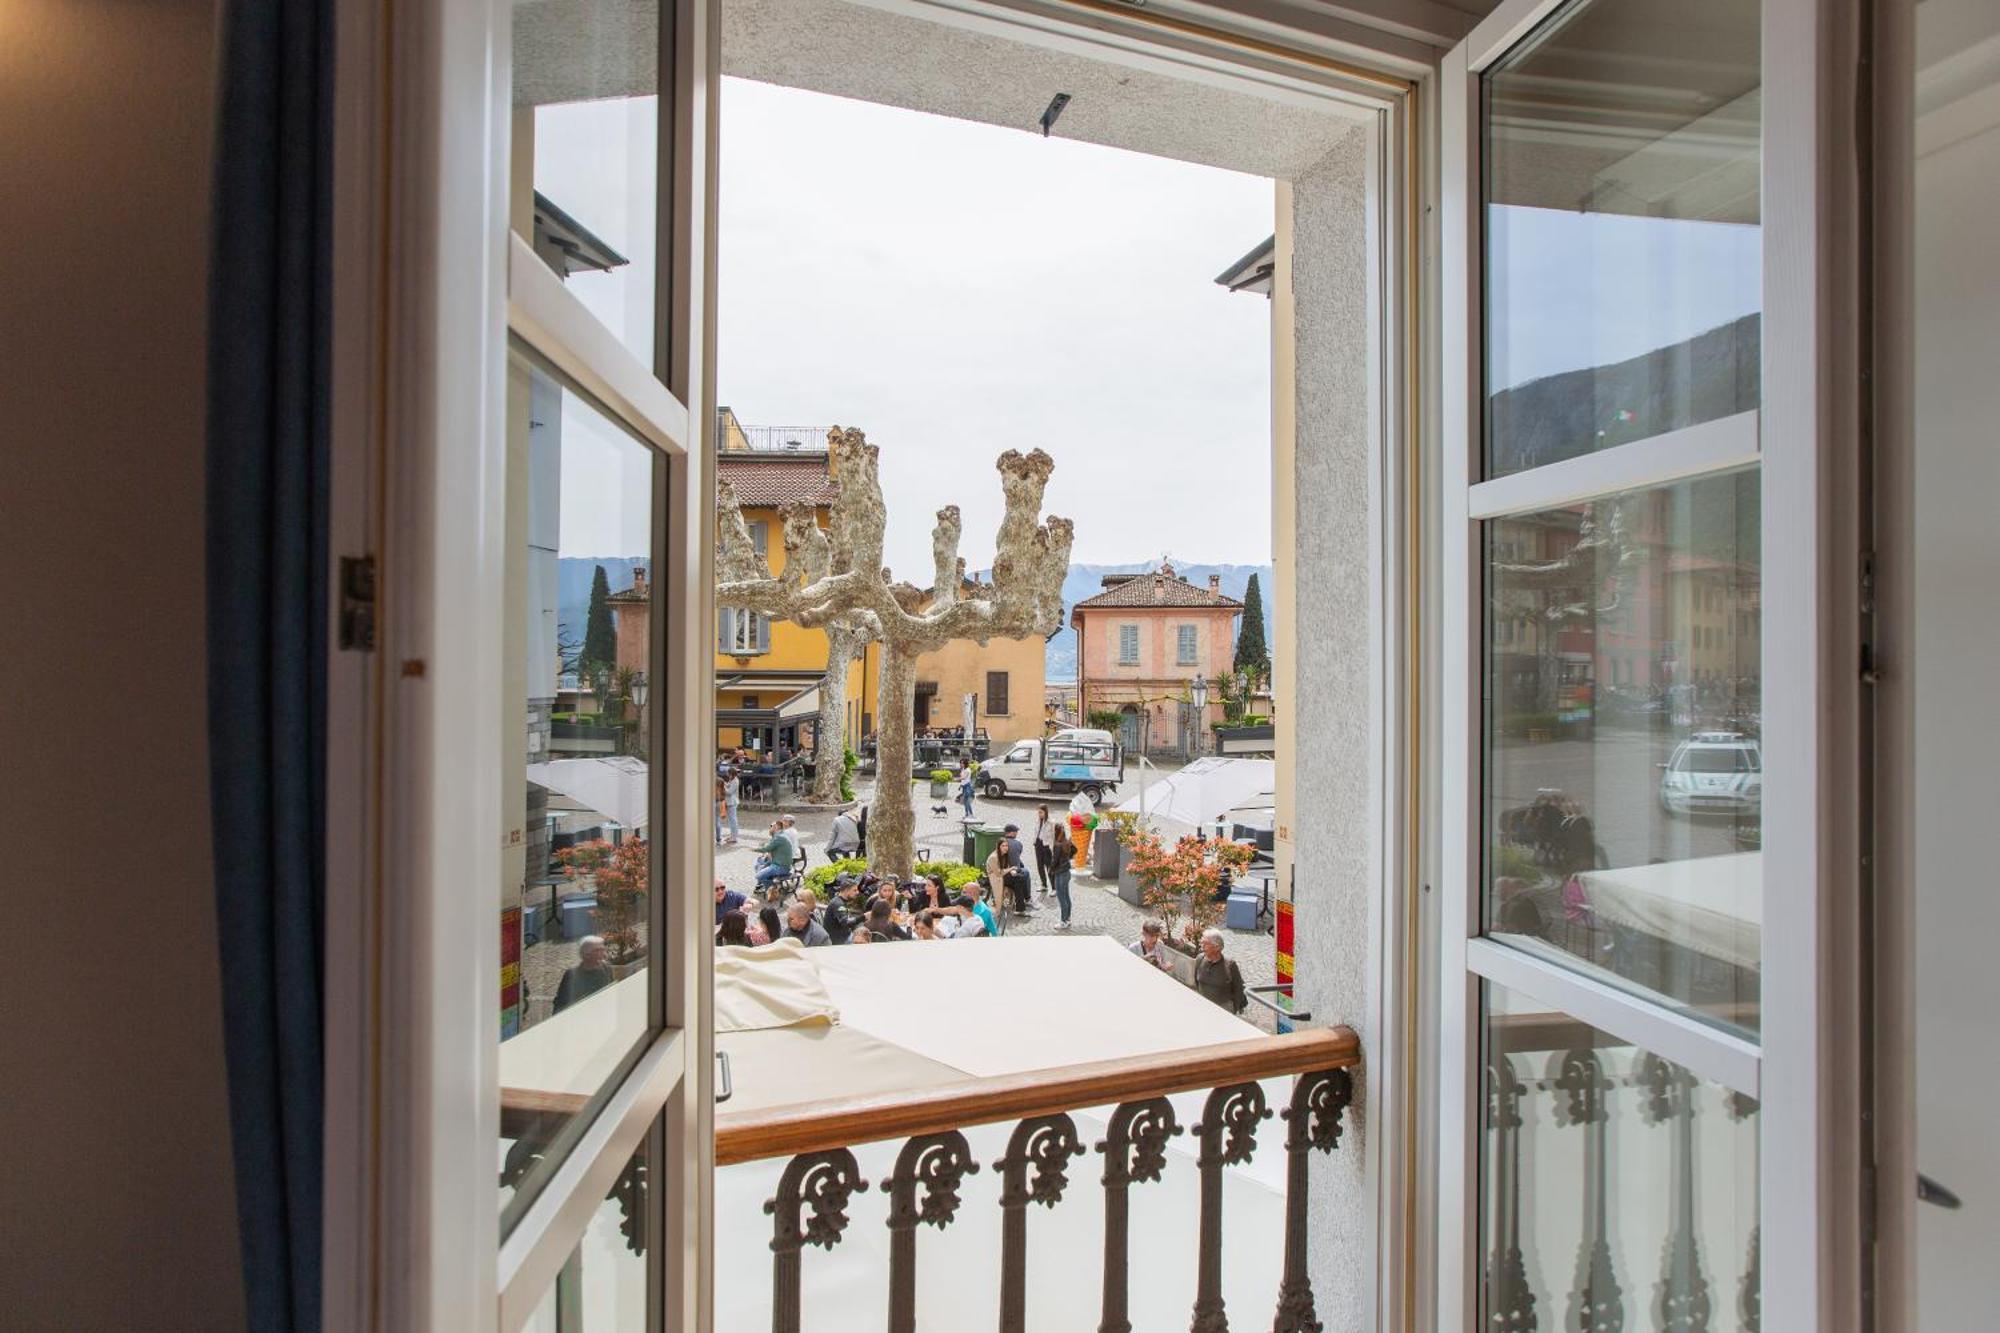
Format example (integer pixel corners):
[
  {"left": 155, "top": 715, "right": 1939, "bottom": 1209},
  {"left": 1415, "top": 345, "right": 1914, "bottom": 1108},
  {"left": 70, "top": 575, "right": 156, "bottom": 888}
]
[{"left": 708, "top": 78, "right": 1277, "bottom": 579}]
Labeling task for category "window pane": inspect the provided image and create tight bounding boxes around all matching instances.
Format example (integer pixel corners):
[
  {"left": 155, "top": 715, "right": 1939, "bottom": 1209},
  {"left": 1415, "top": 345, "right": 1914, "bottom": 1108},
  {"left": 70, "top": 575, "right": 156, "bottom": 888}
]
[
  {"left": 1480, "top": 981, "right": 1759, "bottom": 1332},
  {"left": 503, "top": 345, "right": 661, "bottom": 1233},
  {"left": 1484, "top": 470, "right": 1760, "bottom": 1035},
  {"left": 520, "top": 1139, "right": 653, "bottom": 1331},
  {"left": 1483, "top": 0, "right": 1761, "bottom": 477},
  {"left": 514, "top": 1, "right": 662, "bottom": 369}
]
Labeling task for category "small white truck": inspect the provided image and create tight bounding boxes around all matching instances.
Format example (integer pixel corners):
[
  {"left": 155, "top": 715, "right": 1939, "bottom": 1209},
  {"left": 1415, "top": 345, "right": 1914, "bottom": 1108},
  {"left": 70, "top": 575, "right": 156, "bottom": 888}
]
[{"left": 978, "top": 729, "right": 1125, "bottom": 802}]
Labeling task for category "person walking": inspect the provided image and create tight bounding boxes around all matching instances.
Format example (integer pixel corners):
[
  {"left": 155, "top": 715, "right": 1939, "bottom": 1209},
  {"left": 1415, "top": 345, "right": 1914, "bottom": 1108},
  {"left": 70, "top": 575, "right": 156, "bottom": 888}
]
[
  {"left": 1129, "top": 920, "right": 1172, "bottom": 972},
  {"left": 720, "top": 765, "right": 741, "bottom": 845},
  {"left": 1192, "top": 928, "right": 1248, "bottom": 1013},
  {"left": 957, "top": 764, "right": 978, "bottom": 818},
  {"left": 1033, "top": 805, "right": 1055, "bottom": 895},
  {"left": 1049, "top": 823, "right": 1075, "bottom": 928}
]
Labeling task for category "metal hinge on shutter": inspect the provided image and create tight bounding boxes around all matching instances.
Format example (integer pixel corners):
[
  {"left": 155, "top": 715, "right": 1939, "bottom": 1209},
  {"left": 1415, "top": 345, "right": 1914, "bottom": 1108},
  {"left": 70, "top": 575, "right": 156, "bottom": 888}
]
[{"left": 339, "top": 555, "right": 377, "bottom": 651}]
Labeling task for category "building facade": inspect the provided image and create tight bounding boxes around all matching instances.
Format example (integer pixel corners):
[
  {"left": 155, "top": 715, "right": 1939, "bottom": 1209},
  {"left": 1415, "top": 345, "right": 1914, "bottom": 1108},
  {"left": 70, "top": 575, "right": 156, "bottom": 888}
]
[{"left": 1072, "top": 564, "right": 1242, "bottom": 756}]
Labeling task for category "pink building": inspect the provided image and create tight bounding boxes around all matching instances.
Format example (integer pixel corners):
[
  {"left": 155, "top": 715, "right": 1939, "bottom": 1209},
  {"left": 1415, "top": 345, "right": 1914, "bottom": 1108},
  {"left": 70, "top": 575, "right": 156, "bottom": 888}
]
[{"left": 1071, "top": 564, "right": 1242, "bottom": 756}]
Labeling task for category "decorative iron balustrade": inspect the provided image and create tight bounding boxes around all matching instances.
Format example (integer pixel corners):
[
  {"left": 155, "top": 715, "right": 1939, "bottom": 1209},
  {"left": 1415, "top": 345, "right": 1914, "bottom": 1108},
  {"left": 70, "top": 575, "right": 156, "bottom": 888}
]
[{"left": 716, "top": 1026, "right": 1360, "bottom": 1333}]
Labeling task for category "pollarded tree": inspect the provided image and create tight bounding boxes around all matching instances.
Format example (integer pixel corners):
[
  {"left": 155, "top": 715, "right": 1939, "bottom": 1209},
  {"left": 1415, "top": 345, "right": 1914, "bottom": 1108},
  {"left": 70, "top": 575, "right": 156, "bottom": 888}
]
[{"left": 716, "top": 427, "right": 1072, "bottom": 876}]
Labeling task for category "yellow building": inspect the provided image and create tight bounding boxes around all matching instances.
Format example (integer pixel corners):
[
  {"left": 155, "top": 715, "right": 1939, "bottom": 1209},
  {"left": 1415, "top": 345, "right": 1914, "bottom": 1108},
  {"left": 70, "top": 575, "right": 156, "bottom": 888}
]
[
  {"left": 713, "top": 419, "right": 880, "bottom": 754},
  {"left": 911, "top": 616, "right": 1050, "bottom": 748}
]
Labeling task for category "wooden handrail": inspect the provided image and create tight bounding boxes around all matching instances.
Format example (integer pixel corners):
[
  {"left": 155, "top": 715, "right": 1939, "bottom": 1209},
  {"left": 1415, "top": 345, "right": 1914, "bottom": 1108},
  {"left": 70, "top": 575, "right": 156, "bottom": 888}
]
[{"left": 714, "top": 1025, "right": 1359, "bottom": 1167}]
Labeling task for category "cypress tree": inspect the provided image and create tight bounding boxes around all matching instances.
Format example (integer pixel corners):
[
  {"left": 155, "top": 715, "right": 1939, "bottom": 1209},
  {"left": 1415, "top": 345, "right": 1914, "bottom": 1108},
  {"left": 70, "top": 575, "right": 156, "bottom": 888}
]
[
  {"left": 1233, "top": 572, "right": 1270, "bottom": 685},
  {"left": 582, "top": 564, "right": 618, "bottom": 683}
]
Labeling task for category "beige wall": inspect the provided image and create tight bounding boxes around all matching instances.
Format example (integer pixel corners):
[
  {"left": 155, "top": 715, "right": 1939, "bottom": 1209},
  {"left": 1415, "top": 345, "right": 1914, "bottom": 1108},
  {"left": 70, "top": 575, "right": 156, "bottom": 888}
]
[
  {"left": 0, "top": 1, "right": 245, "bottom": 1326},
  {"left": 912, "top": 634, "right": 1047, "bottom": 745}
]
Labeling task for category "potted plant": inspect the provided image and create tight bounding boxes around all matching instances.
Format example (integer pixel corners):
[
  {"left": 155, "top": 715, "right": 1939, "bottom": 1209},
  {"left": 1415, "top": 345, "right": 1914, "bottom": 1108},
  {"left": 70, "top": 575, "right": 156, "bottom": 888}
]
[
  {"left": 928, "top": 767, "right": 953, "bottom": 799},
  {"left": 1123, "top": 830, "right": 1255, "bottom": 976},
  {"left": 556, "top": 835, "right": 649, "bottom": 975}
]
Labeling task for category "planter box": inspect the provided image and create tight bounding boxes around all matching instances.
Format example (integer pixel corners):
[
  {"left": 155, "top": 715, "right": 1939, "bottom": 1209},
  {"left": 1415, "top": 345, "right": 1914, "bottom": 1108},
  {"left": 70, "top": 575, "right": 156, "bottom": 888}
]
[
  {"left": 929, "top": 780, "right": 950, "bottom": 799},
  {"left": 1165, "top": 948, "right": 1197, "bottom": 985},
  {"left": 1117, "top": 861, "right": 1144, "bottom": 906},
  {"left": 1093, "top": 831, "right": 1123, "bottom": 880}
]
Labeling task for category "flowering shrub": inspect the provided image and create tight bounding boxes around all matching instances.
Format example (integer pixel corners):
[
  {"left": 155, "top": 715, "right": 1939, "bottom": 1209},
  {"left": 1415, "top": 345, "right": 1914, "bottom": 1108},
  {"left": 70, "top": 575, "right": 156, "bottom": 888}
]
[
  {"left": 1121, "top": 829, "right": 1255, "bottom": 953},
  {"left": 1100, "top": 809, "right": 1142, "bottom": 844},
  {"left": 556, "top": 836, "right": 648, "bottom": 962}
]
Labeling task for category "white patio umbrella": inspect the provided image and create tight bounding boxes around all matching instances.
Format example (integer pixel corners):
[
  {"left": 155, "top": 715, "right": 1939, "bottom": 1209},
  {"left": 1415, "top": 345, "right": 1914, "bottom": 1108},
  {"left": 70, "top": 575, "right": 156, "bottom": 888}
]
[
  {"left": 525, "top": 755, "right": 651, "bottom": 829},
  {"left": 1112, "top": 756, "right": 1276, "bottom": 840}
]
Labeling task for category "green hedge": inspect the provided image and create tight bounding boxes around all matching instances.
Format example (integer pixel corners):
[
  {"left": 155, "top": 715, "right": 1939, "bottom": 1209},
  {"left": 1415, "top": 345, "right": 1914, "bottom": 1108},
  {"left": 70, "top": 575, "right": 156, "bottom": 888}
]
[
  {"left": 912, "top": 860, "right": 983, "bottom": 890},
  {"left": 803, "top": 857, "right": 868, "bottom": 892}
]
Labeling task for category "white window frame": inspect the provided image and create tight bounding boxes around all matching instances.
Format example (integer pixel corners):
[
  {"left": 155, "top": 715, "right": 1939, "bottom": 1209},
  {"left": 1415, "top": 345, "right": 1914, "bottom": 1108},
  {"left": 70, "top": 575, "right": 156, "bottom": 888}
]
[
  {"left": 1435, "top": 0, "right": 1869, "bottom": 1327},
  {"left": 325, "top": 0, "right": 720, "bottom": 1326}
]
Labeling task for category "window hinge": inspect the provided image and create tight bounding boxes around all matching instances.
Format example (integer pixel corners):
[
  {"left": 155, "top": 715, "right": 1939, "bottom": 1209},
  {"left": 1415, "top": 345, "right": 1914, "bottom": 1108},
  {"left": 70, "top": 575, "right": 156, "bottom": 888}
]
[{"left": 339, "top": 555, "right": 378, "bottom": 652}]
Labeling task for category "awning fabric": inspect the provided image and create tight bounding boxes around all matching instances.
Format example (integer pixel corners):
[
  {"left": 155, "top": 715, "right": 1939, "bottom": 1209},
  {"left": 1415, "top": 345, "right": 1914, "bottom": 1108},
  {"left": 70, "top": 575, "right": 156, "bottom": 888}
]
[
  {"left": 1577, "top": 851, "right": 1763, "bottom": 970},
  {"left": 776, "top": 686, "right": 820, "bottom": 721}
]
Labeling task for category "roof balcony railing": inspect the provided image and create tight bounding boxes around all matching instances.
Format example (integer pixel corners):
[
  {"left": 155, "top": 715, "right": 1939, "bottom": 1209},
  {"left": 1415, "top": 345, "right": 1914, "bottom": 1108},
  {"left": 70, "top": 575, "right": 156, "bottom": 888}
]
[{"left": 712, "top": 1025, "right": 1360, "bottom": 1333}]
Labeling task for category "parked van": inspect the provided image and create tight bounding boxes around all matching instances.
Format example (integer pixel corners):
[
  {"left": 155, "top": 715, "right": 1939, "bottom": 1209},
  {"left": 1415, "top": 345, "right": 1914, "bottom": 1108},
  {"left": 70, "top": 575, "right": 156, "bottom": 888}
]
[{"left": 978, "top": 728, "right": 1124, "bottom": 801}]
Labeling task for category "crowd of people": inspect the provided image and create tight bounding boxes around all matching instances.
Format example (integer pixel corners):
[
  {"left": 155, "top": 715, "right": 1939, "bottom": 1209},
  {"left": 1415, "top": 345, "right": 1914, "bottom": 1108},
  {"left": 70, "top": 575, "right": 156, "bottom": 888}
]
[{"left": 714, "top": 869, "right": 1000, "bottom": 947}]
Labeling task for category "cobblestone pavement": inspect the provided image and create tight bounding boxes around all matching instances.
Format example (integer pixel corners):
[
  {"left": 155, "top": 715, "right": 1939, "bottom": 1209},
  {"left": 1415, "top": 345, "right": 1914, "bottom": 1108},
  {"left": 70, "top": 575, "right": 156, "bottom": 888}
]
[{"left": 714, "top": 772, "right": 1281, "bottom": 1032}]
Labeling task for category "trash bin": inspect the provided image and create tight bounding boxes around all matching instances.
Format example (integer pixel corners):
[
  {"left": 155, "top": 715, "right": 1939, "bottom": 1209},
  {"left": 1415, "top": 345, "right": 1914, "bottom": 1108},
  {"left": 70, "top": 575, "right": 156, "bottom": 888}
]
[
  {"left": 522, "top": 901, "right": 547, "bottom": 946},
  {"left": 1225, "top": 891, "right": 1261, "bottom": 932},
  {"left": 965, "top": 824, "right": 1006, "bottom": 874},
  {"left": 560, "top": 895, "right": 599, "bottom": 941}
]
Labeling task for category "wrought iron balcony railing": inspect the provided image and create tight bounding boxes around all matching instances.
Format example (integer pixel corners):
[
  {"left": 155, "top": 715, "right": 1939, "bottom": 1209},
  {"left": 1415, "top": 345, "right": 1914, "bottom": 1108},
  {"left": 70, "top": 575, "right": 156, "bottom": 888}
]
[{"left": 713, "top": 1025, "right": 1361, "bottom": 1333}]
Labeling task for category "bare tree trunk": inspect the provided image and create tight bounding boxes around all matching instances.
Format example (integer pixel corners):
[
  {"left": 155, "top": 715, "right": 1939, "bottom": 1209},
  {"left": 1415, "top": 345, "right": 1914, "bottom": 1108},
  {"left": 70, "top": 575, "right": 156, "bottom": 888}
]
[
  {"left": 870, "top": 640, "right": 921, "bottom": 877},
  {"left": 810, "top": 623, "right": 864, "bottom": 805}
]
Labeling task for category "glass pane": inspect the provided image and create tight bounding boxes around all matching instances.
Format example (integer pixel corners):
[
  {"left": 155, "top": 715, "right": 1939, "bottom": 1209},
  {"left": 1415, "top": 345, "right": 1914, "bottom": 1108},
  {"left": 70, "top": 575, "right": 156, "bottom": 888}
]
[
  {"left": 502, "top": 343, "right": 660, "bottom": 1232},
  {"left": 1483, "top": 0, "right": 1761, "bottom": 477},
  {"left": 514, "top": 0, "right": 662, "bottom": 368},
  {"left": 1484, "top": 470, "right": 1760, "bottom": 1035},
  {"left": 521, "top": 1139, "right": 653, "bottom": 1331},
  {"left": 1480, "top": 981, "right": 1760, "bottom": 1332}
]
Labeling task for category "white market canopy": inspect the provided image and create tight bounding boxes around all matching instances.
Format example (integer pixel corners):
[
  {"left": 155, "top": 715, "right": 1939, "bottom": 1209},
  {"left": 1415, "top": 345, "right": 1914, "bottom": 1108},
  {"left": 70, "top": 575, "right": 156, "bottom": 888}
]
[
  {"left": 525, "top": 755, "right": 651, "bottom": 829},
  {"left": 1112, "top": 755, "right": 1276, "bottom": 840}
]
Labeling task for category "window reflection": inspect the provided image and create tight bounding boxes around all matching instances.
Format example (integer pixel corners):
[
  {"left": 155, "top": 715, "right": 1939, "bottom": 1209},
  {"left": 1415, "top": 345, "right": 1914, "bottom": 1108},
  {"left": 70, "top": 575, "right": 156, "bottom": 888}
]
[
  {"left": 502, "top": 344, "right": 660, "bottom": 1234},
  {"left": 522, "top": 1139, "right": 652, "bottom": 1331},
  {"left": 513, "top": 1, "right": 662, "bottom": 367},
  {"left": 1484, "top": 471, "right": 1760, "bottom": 1034},
  {"left": 1483, "top": 0, "right": 1762, "bottom": 476},
  {"left": 1481, "top": 982, "right": 1759, "bottom": 1332}
]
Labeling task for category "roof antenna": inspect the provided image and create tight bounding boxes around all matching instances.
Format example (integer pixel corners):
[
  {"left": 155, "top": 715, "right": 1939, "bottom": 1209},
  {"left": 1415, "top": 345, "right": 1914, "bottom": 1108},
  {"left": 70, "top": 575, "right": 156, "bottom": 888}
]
[{"left": 1039, "top": 93, "right": 1071, "bottom": 138}]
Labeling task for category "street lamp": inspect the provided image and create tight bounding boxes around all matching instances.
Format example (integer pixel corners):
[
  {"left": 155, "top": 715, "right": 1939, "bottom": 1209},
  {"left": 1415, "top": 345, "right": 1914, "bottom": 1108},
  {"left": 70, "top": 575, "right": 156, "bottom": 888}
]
[
  {"left": 630, "top": 672, "right": 650, "bottom": 760},
  {"left": 1190, "top": 675, "right": 1208, "bottom": 756}
]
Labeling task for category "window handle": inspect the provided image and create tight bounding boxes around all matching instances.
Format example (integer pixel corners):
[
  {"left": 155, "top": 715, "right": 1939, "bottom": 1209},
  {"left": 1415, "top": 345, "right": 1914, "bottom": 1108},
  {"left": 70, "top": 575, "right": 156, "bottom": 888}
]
[
  {"left": 1917, "top": 1173, "right": 1962, "bottom": 1210},
  {"left": 716, "top": 1050, "right": 734, "bottom": 1105}
]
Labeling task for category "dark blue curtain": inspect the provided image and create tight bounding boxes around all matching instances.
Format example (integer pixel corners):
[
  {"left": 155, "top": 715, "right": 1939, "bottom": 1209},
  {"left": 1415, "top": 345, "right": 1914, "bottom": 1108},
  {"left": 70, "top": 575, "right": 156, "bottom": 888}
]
[{"left": 205, "top": 0, "right": 332, "bottom": 1326}]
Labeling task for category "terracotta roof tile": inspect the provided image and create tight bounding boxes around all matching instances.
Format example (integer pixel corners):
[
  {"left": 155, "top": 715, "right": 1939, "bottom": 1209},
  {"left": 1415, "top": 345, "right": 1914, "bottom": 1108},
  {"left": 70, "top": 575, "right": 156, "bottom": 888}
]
[
  {"left": 718, "top": 455, "right": 838, "bottom": 507},
  {"left": 1072, "top": 570, "right": 1241, "bottom": 610}
]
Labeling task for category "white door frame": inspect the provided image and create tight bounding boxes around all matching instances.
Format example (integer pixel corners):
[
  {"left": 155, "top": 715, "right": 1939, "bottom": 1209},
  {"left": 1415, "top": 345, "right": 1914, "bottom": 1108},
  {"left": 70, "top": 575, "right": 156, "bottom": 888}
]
[{"left": 1434, "top": 0, "right": 1872, "bottom": 1327}]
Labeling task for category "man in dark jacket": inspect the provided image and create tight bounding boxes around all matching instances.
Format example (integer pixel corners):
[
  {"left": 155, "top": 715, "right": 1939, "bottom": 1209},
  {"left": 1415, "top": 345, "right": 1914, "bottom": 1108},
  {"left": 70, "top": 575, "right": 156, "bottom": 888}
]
[
  {"left": 781, "top": 901, "right": 831, "bottom": 948},
  {"left": 1192, "top": 928, "right": 1247, "bottom": 1013},
  {"left": 823, "top": 874, "right": 869, "bottom": 945},
  {"left": 999, "top": 823, "right": 1033, "bottom": 914},
  {"left": 554, "top": 935, "right": 615, "bottom": 1012}
]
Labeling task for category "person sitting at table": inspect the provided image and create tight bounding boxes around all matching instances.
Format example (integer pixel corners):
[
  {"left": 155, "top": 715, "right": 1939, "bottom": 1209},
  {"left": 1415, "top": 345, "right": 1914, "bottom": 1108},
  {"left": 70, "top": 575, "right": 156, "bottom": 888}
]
[
  {"left": 753, "top": 822, "right": 797, "bottom": 890},
  {"left": 715, "top": 910, "right": 750, "bottom": 947},
  {"left": 714, "top": 879, "right": 746, "bottom": 925},
  {"left": 849, "top": 925, "right": 874, "bottom": 945},
  {"left": 781, "top": 900, "right": 830, "bottom": 948},
  {"left": 865, "top": 900, "right": 911, "bottom": 942},
  {"left": 823, "top": 875, "right": 869, "bottom": 945}
]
